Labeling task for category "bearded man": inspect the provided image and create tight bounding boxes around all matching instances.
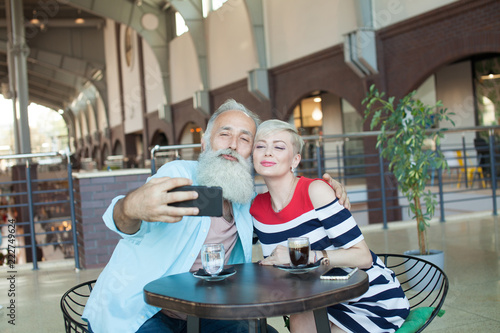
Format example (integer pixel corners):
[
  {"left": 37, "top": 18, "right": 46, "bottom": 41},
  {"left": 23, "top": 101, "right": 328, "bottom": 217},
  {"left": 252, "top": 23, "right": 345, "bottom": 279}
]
[{"left": 83, "top": 99, "right": 350, "bottom": 333}]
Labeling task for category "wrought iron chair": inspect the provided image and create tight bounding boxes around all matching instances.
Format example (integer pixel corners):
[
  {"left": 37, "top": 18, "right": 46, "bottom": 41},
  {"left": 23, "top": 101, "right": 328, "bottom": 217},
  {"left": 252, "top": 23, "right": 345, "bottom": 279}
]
[
  {"left": 377, "top": 253, "right": 449, "bottom": 332},
  {"left": 60, "top": 280, "right": 96, "bottom": 333}
]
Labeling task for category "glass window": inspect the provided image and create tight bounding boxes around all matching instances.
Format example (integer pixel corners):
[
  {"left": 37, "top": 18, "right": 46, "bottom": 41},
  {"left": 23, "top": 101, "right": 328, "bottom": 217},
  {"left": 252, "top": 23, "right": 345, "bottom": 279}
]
[
  {"left": 202, "top": 0, "right": 229, "bottom": 17},
  {"left": 175, "top": 12, "right": 188, "bottom": 36}
]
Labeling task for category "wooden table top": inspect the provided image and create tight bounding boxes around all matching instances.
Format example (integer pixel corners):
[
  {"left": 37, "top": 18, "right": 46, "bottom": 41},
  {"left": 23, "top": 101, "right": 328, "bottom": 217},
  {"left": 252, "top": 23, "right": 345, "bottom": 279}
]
[{"left": 144, "top": 263, "right": 369, "bottom": 320}]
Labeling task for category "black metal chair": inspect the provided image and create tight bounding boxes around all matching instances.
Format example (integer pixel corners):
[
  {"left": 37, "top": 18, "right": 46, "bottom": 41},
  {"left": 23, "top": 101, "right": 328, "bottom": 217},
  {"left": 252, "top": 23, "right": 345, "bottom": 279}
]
[
  {"left": 377, "top": 253, "right": 449, "bottom": 332},
  {"left": 60, "top": 280, "right": 96, "bottom": 333}
]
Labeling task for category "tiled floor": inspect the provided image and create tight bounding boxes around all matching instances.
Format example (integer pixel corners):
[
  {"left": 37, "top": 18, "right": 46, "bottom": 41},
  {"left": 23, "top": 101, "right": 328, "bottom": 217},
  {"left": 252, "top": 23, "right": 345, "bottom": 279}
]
[{"left": 1, "top": 211, "right": 499, "bottom": 332}]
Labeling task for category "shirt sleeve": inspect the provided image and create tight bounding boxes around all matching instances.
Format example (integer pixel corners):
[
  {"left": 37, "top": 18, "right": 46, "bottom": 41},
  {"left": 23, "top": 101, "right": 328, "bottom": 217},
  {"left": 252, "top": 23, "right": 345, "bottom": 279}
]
[
  {"left": 315, "top": 199, "right": 364, "bottom": 249},
  {"left": 102, "top": 195, "right": 149, "bottom": 244},
  {"left": 101, "top": 160, "right": 197, "bottom": 244}
]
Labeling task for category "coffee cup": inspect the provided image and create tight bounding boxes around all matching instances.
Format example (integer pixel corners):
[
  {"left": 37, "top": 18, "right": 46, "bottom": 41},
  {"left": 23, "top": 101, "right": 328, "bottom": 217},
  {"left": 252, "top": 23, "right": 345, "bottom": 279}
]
[{"left": 288, "top": 237, "right": 310, "bottom": 267}]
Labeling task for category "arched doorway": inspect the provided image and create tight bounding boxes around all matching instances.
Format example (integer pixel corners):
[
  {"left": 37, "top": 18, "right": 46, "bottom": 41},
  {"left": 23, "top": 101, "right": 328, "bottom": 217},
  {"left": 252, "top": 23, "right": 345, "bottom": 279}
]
[
  {"left": 151, "top": 130, "right": 168, "bottom": 147},
  {"left": 113, "top": 140, "right": 123, "bottom": 156},
  {"left": 101, "top": 143, "right": 110, "bottom": 163},
  {"left": 474, "top": 54, "right": 500, "bottom": 128},
  {"left": 292, "top": 91, "right": 363, "bottom": 179},
  {"left": 178, "top": 122, "right": 203, "bottom": 160},
  {"left": 92, "top": 146, "right": 100, "bottom": 170}
]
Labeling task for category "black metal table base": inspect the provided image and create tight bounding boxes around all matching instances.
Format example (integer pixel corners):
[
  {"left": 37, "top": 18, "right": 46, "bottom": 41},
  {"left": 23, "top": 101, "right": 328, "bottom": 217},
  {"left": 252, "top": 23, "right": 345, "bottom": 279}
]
[{"left": 186, "top": 316, "right": 268, "bottom": 333}]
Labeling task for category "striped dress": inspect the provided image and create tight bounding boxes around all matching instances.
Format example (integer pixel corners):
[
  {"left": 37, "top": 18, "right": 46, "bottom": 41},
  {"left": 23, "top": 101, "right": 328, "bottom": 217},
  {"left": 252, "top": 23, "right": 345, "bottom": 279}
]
[{"left": 250, "top": 177, "right": 410, "bottom": 333}]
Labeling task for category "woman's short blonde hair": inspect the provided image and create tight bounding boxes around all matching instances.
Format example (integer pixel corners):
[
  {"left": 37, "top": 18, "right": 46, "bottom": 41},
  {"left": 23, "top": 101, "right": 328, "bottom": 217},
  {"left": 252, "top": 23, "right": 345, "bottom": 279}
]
[{"left": 255, "top": 119, "right": 304, "bottom": 155}]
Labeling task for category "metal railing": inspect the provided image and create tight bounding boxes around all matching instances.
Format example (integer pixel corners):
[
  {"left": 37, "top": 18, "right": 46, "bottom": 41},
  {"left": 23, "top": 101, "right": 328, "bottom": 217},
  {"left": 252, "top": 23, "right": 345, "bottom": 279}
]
[
  {"left": 150, "top": 144, "right": 202, "bottom": 174},
  {"left": 151, "top": 126, "right": 500, "bottom": 228},
  {"left": 0, "top": 152, "right": 78, "bottom": 270},
  {"left": 4, "top": 126, "right": 498, "bottom": 270}
]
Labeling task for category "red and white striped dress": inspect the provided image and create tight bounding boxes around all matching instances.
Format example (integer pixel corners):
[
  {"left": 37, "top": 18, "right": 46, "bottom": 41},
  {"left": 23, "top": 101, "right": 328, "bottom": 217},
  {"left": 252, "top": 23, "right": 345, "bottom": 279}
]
[{"left": 250, "top": 177, "right": 410, "bottom": 333}]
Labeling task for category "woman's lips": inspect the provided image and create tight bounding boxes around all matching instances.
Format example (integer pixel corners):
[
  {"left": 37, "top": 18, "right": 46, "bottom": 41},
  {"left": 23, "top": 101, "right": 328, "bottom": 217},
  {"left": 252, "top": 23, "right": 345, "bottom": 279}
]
[{"left": 260, "top": 161, "right": 275, "bottom": 167}]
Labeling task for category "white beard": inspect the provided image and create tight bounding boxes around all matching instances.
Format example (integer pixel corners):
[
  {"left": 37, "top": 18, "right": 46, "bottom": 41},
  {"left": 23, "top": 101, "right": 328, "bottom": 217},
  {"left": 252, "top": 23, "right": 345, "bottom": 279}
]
[{"left": 197, "top": 148, "right": 254, "bottom": 204}]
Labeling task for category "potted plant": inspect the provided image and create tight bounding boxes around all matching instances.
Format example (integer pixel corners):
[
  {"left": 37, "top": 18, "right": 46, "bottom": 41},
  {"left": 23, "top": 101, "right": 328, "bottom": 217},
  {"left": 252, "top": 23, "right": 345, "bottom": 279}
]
[{"left": 363, "top": 84, "right": 455, "bottom": 260}]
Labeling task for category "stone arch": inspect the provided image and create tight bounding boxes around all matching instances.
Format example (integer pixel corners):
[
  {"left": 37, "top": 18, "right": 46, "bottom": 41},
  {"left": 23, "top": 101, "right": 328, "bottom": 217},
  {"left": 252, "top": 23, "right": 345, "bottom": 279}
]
[
  {"left": 177, "top": 121, "right": 203, "bottom": 160},
  {"left": 271, "top": 47, "right": 366, "bottom": 123},
  {"left": 151, "top": 130, "right": 169, "bottom": 147},
  {"left": 177, "top": 121, "right": 203, "bottom": 144},
  {"left": 281, "top": 89, "right": 350, "bottom": 124},
  {"left": 112, "top": 140, "right": 123, "bottom": 156},
  {"left": 92, "top": 146, "right": 100, "bottom": 169},
  {"left": 386, "top": 32, "right": 500, "bottom": 98},
  {"left": 101, "top": 143, "right": 110, "bottom": 165}
]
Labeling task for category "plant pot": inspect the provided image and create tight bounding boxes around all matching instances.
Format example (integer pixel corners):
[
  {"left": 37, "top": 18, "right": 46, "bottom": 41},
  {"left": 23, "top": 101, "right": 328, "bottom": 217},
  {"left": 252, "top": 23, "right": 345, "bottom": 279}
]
[{"left": 403, "top": 249, "right": 445, "bottom": 291}]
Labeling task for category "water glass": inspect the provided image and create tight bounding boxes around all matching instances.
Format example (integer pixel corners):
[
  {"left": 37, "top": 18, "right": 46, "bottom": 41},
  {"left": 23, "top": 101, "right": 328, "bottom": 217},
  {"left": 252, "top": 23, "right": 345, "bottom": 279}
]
[{"left": 201, "top": 243, "right": 225, "bottom": 276}]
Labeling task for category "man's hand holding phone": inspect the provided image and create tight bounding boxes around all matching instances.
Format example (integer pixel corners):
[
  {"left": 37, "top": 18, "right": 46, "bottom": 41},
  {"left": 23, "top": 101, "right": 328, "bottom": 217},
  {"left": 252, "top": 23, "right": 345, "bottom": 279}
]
[
  {"left": 115, "top": 177, "right": 224, "bottom": 234},
  {"left": 170, "top": 185, "right": 223, "bottom": 217}
]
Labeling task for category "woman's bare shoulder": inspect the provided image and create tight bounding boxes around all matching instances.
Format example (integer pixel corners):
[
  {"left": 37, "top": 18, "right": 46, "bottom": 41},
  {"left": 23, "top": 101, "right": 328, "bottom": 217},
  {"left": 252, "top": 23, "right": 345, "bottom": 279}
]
[{"left": 308, "top": 180, "right": 336, "bottom": 209}]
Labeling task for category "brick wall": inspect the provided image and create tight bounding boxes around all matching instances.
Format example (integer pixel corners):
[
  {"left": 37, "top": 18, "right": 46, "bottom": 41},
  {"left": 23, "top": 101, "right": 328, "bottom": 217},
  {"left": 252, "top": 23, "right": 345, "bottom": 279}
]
[
  {"left": 379, "top": 0, "right": 500, "bottom": 99},
  {"left": 73, "top": 170, "right": 150, "bottom": 269}
]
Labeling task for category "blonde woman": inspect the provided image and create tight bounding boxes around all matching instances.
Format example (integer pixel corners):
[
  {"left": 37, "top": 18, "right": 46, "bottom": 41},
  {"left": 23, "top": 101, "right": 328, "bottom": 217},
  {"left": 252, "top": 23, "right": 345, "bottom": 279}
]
[{"left": 250, "top": 120, "right": 409, "bottom": 333}]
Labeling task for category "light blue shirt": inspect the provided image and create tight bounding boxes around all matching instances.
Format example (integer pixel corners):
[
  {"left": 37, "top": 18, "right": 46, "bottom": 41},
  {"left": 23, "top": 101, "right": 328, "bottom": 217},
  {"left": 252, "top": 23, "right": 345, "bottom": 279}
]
[{"left": 82, "top": 160, "right": 254, "bottom": 333}]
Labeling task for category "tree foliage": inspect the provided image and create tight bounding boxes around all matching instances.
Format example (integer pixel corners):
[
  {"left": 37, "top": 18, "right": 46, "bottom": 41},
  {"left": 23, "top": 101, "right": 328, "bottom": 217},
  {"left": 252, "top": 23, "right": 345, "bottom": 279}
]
[{"left": 363, "top": 85, "right": 455, "bottom": 255}]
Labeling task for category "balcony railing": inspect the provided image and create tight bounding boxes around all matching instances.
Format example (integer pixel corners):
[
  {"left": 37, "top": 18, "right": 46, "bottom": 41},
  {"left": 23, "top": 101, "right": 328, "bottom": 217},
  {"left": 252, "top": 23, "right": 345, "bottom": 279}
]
[
  {"left": 3, "top": 126, "right": 499, "bottom": 269},
  {"left": 151, "top": 125, "right": 500, "bottom": 228},
  {"left": 0, "top": 152, "right": 78, "bottom": 270}
]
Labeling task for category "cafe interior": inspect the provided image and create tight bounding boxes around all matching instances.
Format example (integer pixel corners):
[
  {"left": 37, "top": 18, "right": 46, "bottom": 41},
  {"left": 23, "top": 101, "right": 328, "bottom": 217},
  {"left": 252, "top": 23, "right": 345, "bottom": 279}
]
[{"left": 0, "top": 0, "right": 499, "bottom": 332}]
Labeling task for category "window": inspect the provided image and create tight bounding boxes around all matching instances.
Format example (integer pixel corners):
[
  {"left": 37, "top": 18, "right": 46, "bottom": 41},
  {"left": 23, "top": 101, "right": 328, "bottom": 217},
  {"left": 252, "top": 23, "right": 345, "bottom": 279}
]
[
  {"left": 202, "top": 0, "right": 229, "bottom": 17},
  {"left": 175, "top": 12, "right": 188, "bottom": 36}
]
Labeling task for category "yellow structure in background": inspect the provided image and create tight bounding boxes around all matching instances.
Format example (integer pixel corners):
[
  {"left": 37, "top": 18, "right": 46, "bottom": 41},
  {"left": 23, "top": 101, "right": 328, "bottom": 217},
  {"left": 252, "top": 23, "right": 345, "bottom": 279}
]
[{"left": 456, "top": 150, "right": 486, "bottom": 189}]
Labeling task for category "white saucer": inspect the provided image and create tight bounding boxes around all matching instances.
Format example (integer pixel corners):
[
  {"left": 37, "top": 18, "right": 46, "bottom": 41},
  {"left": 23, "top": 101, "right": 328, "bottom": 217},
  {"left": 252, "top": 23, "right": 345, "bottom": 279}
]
[
  {"left": 193, "top": 270, "right": 236, "bottom": 281},
  {"left": 273, "top": 263, "right": 321, "bottom": 274}
]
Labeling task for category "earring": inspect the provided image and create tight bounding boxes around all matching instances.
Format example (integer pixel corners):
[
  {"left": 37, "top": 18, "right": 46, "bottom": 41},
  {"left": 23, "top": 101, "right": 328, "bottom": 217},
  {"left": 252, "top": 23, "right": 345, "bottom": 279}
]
[{"left": 291, "top": 166, "right": 295, "bottom": 173}]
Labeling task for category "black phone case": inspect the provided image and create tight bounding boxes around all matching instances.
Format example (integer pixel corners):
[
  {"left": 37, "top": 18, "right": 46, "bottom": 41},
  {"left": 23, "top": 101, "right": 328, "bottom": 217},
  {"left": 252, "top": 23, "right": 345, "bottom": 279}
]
[{"left": 170, "top": 185, "right": 223, "bottom": 217}]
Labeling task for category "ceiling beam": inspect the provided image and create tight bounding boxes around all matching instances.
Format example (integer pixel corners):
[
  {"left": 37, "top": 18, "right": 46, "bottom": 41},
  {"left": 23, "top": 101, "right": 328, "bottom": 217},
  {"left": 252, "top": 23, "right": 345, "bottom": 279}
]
[
  {"left": 0, "top": 18, "right": 105, "bottom": 28},
  {"left": 29, "top": 90, "right": 64, "bottom": 108},
  {"left": 28, "top": 81, "right": 70, "bottom": 100},
  {"left": 65, "top": 0, "right": 174, "bottom": 123}
]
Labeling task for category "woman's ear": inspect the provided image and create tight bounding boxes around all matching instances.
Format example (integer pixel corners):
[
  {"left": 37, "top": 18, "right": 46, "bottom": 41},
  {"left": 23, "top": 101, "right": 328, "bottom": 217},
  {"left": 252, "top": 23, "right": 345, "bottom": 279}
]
[{"left": 292, "top": 154, "right": 301, "bottom": 169}]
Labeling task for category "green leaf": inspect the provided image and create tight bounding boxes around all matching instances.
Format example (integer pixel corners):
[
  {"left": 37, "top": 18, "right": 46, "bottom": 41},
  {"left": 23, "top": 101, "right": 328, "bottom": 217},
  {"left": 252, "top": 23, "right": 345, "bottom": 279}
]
[
  {"left": 418, "top": 221, "right": 425, "bottom": 231},
  {"left": 363, "top": 87, "right": 456, "bottom": 253}
]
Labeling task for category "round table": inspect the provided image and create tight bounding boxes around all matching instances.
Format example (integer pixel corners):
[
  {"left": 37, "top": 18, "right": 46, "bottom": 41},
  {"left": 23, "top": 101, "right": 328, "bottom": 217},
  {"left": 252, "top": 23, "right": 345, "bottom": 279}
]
[{"left": 144, "top": 263, "right": 369, "bottom": 332}]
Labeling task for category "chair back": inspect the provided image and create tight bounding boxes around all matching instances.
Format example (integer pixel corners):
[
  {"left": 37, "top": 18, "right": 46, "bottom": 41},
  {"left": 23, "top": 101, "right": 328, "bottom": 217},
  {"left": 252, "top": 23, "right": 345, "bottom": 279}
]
[
  {"left": 60, "top": 280, "right": 96, "bottom": 333},
  {"left": 456, "top": 150, "right": 479, "bottom": 169},
  {"left": 377, "top": 254, "right": 449, "bottom": 333}
]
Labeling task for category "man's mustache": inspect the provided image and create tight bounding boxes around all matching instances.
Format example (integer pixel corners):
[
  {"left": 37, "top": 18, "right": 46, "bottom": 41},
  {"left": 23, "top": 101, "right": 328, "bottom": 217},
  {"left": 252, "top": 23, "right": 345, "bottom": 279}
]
[{"left": 215, "top": 149, "right": 243, "bottom": 162}]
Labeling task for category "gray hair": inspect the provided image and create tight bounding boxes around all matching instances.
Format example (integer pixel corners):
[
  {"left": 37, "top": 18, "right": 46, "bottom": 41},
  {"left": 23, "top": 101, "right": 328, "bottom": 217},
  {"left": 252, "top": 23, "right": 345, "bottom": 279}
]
[
  {"left": 203, "top": 99, "right": 261, "bottom": 149},
  {"left": 255, "top": 119, "right": 304, "bottom": 155}
]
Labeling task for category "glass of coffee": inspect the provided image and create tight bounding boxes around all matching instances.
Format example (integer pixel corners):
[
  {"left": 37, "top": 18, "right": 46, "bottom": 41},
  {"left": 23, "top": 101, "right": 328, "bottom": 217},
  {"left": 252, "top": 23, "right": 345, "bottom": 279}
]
[
  {"left": 288, "top": 237, "right": 310, "bottom": 267},
  {"left": 201, "top": 243, "right": 225, "bottom": 277}
]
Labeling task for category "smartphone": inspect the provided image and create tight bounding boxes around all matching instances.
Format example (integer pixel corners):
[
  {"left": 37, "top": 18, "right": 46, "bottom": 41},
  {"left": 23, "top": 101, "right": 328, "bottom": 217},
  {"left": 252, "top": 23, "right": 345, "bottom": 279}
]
[
  {"left": 170, "top": 185, "right": 223, "bottom": 217},
  {"left": 320, "top": 267, "right": 359, "bottom": 280}
]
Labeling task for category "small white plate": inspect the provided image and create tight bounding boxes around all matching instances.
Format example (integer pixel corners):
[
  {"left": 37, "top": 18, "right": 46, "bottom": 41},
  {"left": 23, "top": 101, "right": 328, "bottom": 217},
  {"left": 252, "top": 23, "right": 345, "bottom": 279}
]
[
  {"left": 273, "top": 263, "right": 321, "bottom": 274},
  {"left": 193, "top": 269, "right": 236, "bottom": 281}
]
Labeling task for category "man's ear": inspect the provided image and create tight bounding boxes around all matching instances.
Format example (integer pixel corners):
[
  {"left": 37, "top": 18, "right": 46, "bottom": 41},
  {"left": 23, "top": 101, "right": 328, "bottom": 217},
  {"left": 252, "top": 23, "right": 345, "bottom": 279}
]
[{"left": 201, "top": 136, "right": 206, "bottom": 152}]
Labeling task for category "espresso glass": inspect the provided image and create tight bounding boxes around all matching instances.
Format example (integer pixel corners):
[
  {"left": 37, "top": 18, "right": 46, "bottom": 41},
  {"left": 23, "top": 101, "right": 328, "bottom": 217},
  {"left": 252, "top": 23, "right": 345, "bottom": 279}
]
[
  {"left": 288, "top": 237, "right": 310, "bottom": 267},
  {"left": 201, "top": 243, "right": 225, "bottom": 276}
]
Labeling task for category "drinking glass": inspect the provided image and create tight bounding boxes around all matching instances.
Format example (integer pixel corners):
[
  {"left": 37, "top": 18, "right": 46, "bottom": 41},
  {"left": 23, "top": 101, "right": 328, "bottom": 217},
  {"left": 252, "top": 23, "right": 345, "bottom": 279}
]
[
  {"left": 288, "top": 237, "right": 310, "bottom": 267},
  {"left": 201, "top": 243, "right": 225, "bottom": 276}
]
